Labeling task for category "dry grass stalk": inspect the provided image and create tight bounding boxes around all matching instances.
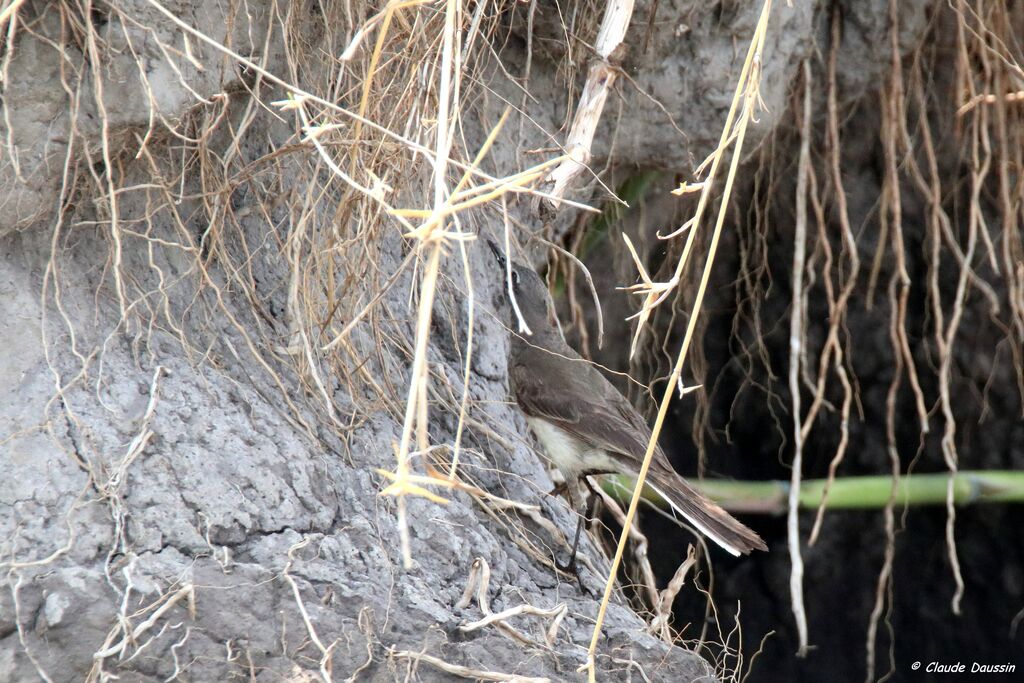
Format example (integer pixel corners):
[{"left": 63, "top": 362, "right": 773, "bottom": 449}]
[
  {"left": 378, "top": 106, "right": 574, "bottom": 567},
  {"left": 582, "top": 2, "right": 777, "bottom": 680}
]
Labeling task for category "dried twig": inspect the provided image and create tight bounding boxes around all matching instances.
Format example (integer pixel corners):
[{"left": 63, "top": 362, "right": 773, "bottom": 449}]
[
  {"left": 390, "top": 648, "right": 550, "bottom": 683},
  {"left": 543, "top": 0, "right": 637, "bottom": 206},
  {"left": 649, "top": 545, "right": 698, "bottom": 643},
  {"left": 457, "top": 557, "right": 566, "bottom": 648}
]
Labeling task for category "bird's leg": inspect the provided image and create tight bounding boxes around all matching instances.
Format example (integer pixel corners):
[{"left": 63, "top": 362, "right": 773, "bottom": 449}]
[{"left": 555, "top": 477, "right": 599, "bottom": 592}]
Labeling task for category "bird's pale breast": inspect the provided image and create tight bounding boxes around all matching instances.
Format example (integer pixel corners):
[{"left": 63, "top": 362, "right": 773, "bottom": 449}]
[{"left": 526, "top": 417, "right": 621, "bottom": 479}]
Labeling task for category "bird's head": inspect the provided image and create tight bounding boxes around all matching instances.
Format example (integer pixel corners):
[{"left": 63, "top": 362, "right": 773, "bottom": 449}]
[{"left": 487, "top": 239, "right": 559, "bottom": 338}]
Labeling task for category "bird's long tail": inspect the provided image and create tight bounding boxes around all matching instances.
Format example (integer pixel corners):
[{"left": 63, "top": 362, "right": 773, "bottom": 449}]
[{"left": 645, "top": 471, "right": 767, "bottom": 556}]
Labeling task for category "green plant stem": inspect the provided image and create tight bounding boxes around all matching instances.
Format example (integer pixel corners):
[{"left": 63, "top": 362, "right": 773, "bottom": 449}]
[{"left": 601, "top": 471, "right": 1024, "bottom": 515}]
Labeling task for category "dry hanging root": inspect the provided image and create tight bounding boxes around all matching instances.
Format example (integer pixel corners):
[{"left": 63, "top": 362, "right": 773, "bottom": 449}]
[{"left": 542, "top": 0, "right": 637, "bottom": 207}]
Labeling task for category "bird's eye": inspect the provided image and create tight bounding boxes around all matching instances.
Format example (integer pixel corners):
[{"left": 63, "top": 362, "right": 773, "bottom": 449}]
[{"left": 511, "top": 270, "right": 520, "bottom": 289}]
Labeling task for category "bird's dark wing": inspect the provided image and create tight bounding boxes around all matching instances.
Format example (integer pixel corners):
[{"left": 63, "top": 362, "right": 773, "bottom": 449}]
[
  {"left": 510, "top": 360, "right": 581, "bottom": 424},
  {"left": 511, "top": 352, "right": 673, "bottom": 473}
]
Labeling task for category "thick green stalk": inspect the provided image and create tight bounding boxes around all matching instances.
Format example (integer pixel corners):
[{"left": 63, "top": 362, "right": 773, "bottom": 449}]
[{"left": 601, "top": 471, "right": 1024, "bottom": 514}]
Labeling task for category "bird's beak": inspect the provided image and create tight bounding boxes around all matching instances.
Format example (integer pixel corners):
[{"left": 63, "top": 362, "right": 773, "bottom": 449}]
[{"left": 486, "top": 238, "right": 507, "bottom": 270}]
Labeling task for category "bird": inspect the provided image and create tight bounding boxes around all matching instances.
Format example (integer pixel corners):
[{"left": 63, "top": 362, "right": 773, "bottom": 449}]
[{"left": 489, "top": 240, "right": 766, "bottom": 572}]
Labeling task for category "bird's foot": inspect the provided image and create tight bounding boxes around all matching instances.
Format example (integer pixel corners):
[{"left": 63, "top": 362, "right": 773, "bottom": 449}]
[
  {"left": 555, "top": 555, "right": 591, "bottom": 596},
  {"left": 547, "top": 482, "right": 569, "bottom": 498}
]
